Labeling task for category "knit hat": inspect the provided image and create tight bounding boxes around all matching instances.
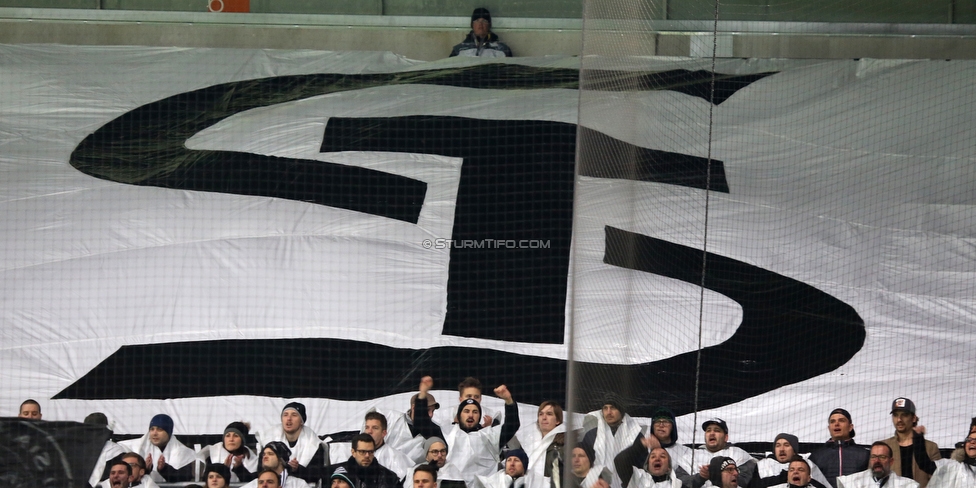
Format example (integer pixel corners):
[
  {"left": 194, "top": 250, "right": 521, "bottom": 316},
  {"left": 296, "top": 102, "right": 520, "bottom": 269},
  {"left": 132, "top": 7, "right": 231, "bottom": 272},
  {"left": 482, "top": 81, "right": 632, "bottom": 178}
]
[
  {"left": 224, "top": 421, "right": 249, "bottom": 440},
  {"left": 650, "top": 406, "right": 679, "bottom": 445},
  {"left": 829, "top": 408, "right": 856, "bottom": 438},
  {"left": 282, "top": 402, "right": 307, "bottom": 423},
  {"left": 149, "top": 414, "right": 174, "bottom": 437},
  {"left": 774, "top": 433, "right": 800, "bottom": 457},
  {"left": 456, "top": 398, "right": 482, "bottom": 430},
  {"left": 205, "top": 464, "right": 231, "bottom": 485},
  {"left": 576, "top": 441, "right": 595, "bottom": 466},
  {"left": 471, "top": 7, "right": 491, "bottom": 24},
  {"left": 84, "top": 412, "right": 109, "bottom": 427},
  {"left": 708, "top": 456, "right": 736, "bottom": 483},
  {"left": 263, "top": 441, "right": 292, "bottom": 465},
  {"left": 601, "top": 393, "right": 627, "bottom": 416},
  {"left": 331, "top": 465, "right": 360, "bottom": 488},
  {"left": 424, "top": 436, "right": 447, "bottom": 455},
  {"left": 503, "top": 448, "right": 529, "bottom": 470}
]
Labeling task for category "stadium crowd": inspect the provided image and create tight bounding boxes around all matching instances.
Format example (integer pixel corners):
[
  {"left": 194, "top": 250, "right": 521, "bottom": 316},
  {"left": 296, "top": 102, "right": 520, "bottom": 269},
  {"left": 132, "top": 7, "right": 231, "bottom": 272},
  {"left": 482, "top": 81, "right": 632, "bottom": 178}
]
[{"left": 15, "top": 379, "right": 976, "bottom": 488}]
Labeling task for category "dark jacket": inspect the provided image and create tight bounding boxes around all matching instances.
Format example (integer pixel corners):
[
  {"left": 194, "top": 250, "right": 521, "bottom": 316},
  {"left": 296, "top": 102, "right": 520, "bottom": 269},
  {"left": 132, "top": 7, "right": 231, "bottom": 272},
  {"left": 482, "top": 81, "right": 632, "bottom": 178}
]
[
  {"left": 449, "top": 32, "right": 513, "bottom": 57},
  {"left": 809, "top": 439, "right": 869, "bottom": 488},
  {"left": 326, "top": 457, "right": 400, "bottom": 488},
  {"left": 410, "top": 396, "right": 445, "bottom": 441},
  {"left": 289, "top": 442, "right": 328, "bottom": 485},
  {"left": 883, "top": 433, "right": 940, "bottom": 488}
]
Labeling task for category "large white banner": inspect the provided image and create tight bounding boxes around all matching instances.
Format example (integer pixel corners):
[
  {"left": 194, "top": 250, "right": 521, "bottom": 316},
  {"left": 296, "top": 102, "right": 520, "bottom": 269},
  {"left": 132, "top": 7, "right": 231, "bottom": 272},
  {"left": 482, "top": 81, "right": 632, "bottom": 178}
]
[{"left": 0, "top": 45, "right": 973, "bottom": 447}]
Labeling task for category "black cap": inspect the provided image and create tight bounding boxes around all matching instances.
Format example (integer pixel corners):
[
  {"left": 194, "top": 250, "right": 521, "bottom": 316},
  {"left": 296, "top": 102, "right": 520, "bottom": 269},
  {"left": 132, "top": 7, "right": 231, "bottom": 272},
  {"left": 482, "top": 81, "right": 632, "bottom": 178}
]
[
  {"left": 702, "top": 418, "right": 728, "bottom": 434},
  {"left": 890, "top": 398, "right": 916, "bottom": 415},
  {"left": 471, "top": 7, "right": 491, "bottom": 24},
  {"left": 829, "top": 408, "right": 856, "bottom": 438}
]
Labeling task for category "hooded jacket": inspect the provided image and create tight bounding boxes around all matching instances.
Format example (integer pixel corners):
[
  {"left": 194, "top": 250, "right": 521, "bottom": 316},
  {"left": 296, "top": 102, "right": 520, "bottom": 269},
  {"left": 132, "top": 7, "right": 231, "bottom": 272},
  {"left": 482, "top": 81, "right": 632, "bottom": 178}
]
[
  {"left": 449, "top": 31, "right": 513, "bottom": 58},
  {"left": 809, "top": 439, "right": 870, "bottom": 488}
]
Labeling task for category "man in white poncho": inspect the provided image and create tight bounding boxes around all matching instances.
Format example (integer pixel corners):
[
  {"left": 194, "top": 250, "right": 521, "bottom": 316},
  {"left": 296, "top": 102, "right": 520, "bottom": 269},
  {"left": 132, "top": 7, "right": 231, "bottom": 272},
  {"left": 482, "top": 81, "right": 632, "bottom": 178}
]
[
  {"left": 443, "top": 384, "right": 520, "bottom": 486},
  {"left": 118, "top": 414, "right": 196, "bottom": 483},
  {"left": 255, "top": 402, "right": 328, "bottom": 485}
]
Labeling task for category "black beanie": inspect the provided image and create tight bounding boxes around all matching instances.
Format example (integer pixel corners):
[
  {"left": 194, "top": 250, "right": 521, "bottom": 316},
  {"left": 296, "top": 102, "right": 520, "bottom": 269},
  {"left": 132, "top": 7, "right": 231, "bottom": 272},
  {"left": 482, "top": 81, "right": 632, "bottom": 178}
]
[
  {"left": 601, "top": 392, "right": 627, "bottom": 416},
  {"left": 576, "top": 441, "right": 595, "bottom": 466},
  {"left": 283, "top": 402, "right": 307, "bottom": 423},
  {"left": 503, "top": 448, "right": 529, "bottom": 471},
  {"left": 774, "top": 433, "right": 800, "bottom": 457},
  {"left": 456, "top": 398, "right": 483, "bottom": 430},
  {"left": 471, "top": 7, "right": 491, "bottom": 25},
  {"left": 264, "top": 441, "right": 292, "bottom": 466},
  {"left": 709, "top": 456, "right": 735, "bottom": 483},
  {"left": 224, "top": 421, "right": 249, "bottom": 439},
  {"left": 205, "top": 464, "right": 231, "bottom": 484}
]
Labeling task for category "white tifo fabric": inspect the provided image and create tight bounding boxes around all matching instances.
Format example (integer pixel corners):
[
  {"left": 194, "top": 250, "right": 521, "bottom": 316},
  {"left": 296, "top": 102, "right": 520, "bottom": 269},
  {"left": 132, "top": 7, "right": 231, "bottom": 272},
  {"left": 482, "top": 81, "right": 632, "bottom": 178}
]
[
  {"left": 198, "top": 443, "right": 260, "bottom": 482},
  {"left": 628, "top": 469, "right": 682, "bottom": 488},
  {"left": 89, "top": 440, "right": 126, "bottom": 488},
  {"left": 471, "top": 470, "right": 547, "bottom": 488},
  {"left": 255, "top": 425, "right": 326, "bottom": 467},
  {"left": 0, "top": 45, "right": 974, "bottom": 448},
  {"left": 516, "top": 422, "right": 566, "bottom": 480},
  {"left": 586, "top": 411, "right": 642, "bottom": 488},
  {"left": 443, "top": 422, "right": 504, "bottom": 485},
  {"left": 836, "top": 471, "right": 920, "bottom": 488},
  {"left": 926, "top": 459, "right": 976, "bottom": 488},
  {"left": 117, "top": 434, "right": 197, "bottom": 484}
]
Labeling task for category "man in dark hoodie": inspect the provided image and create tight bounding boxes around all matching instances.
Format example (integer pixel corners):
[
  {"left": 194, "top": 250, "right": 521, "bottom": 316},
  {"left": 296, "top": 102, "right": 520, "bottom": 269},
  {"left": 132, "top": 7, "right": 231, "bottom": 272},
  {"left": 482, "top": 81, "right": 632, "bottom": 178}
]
[
  {"left": 613, "top": 407, "right": 693, "bottom": 486},
  {"left": 449, "top": 7, "right": 513, "bottom": 58},
  {"left": 809, "top": 408, "right": 869, "bottom": 488},
  {"left": 442, "top": 384, "right": 520, "bottom": 485},
  {"left": 615, "top": 407, "right": 693, "bottom": 487}
]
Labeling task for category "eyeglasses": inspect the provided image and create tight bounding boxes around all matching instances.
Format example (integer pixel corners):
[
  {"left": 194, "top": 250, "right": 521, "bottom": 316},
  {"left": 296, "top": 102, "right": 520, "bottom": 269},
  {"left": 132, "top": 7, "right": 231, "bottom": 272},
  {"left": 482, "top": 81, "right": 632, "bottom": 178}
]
[
  {"left": 963, "top": 438, "right": 976, "bottom": 445},
  {"left": 652, "top": 419, "right": 672, "bottom": 425},
  {"left": 427, "top": 449, "right": 448, "bottom": 456},
  {"left": 869, "top": 455, "right": 890, "bottom": 460},
  {"left": 722, "top": 467, "right": 739, "bottom": 473},
  {"left": 354, "top": 449, "right": 375, "bottom": 455}
]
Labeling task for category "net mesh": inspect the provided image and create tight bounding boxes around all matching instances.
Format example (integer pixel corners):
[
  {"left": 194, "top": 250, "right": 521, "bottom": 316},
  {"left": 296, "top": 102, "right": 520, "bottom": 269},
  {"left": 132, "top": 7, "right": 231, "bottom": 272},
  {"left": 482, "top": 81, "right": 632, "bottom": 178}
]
[
  {"left": 569, "top": 0, "right": 976, "bottom": 484},
  {"left": 0, "top": 2, "right": 974, "bottom": 487}
]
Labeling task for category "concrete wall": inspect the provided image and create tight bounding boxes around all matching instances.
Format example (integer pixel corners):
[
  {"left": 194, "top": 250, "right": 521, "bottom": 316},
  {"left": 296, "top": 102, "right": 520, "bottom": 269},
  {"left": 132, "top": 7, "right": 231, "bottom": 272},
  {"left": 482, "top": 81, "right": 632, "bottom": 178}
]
[
  {"left": 0, "top": 0, "right": 974, "bottom": 23},
  {"left": 2, "top": 7, "right": 976, "bottom": 60}
]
